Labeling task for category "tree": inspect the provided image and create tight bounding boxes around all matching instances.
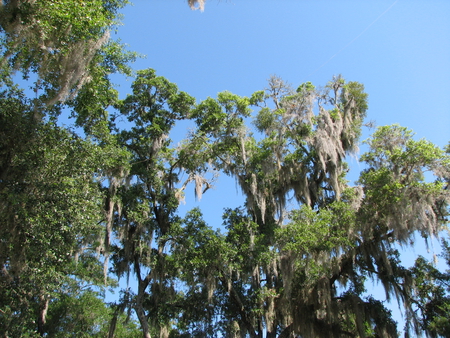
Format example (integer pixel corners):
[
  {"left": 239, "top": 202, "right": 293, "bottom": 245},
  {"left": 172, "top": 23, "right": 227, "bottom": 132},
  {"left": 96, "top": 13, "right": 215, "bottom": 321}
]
[
  {"left": 170, "top": 77, "right": 449, "bottom": 337},
  {"left": 408, "top": 240, "right": 450, "bottom": 338},
  {"left": 0, "top": 83, "right": 123, "bottom": 336},
  {"left": 44, "top": 290, "right": 142, "bottom": 338},
  {"left": 1, "top": 2, "right": 449, "bottom": 337},
  {"left": 0, "top": 0, "right": 139, "bottom": 334},
  {"left": 0, "top": 0, "right": 132, "bottom": 106},
  {"left": 106, "top": 68, "right": 199, "bottom": 338},
  {"left": 2, "top": 71, "right": 448, "bottom": 338}
]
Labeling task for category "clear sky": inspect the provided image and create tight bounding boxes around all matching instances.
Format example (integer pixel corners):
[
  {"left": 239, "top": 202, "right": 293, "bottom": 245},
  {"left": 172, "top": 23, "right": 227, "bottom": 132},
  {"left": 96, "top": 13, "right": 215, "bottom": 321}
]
[
  {"left": 114, "top": 0, "right": 449, "bottom": 147},
  {"left": 108, "top": 0, "right": 450, "bottom": 333}
]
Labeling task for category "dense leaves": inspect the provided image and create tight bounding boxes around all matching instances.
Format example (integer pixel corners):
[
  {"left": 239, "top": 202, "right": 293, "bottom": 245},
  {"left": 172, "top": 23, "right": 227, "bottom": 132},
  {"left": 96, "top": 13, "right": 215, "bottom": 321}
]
[
  {"left": 0, "top": 0, "right": 131, "bottom": 106},
  {"left": 409, "top": 241, "right": 450, "bottom": 338},
  {"left": 0, "top": 88, "right": 105, "bottom": 336}
]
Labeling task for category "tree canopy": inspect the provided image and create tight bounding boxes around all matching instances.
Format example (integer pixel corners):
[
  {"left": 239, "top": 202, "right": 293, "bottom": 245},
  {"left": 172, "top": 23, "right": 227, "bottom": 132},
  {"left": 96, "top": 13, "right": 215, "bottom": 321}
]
[{"left": 0, "top": 1, "right": 449, "bottom": 338}]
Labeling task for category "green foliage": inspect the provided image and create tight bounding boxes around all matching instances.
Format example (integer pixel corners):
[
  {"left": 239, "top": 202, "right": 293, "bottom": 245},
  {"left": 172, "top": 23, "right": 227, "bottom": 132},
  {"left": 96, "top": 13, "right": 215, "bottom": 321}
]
[
  {"left": 296, "top": 81, "right": 316, "bottom": 93},
  {"left": 359, "top": 125, "right": 449, "bottom": 243},
  {"left": 0, "top": 87, "right": 112, "bottom": 336},
  {"left": 409, "top": 240, "right": 450, "bottom": 338},
  {"left": 277, "top": 201, "right": 355, "bottom": 259},
  {"left": 44, "top": 291, "right": 141, "bottom": 338},
  {"left": 1, "top": 4, "right": 449, "bottom": 337},
  {"left": 0, "top": 0, "right": 131, "bottom": 105}
]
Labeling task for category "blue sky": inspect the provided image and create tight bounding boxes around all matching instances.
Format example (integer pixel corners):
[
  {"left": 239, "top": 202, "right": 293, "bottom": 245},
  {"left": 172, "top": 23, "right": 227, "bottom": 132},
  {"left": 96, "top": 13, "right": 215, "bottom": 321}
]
[
  {"left": 108, "top": 0, "right": 450, "bottom": 333},
  {"left": 114, "top": 0, "right": 449, "bottom": 147}
]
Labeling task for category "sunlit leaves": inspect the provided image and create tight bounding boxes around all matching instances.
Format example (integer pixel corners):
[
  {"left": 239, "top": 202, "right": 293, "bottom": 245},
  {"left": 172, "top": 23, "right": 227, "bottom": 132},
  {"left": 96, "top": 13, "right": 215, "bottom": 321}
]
[
  {"left": 0, "top": 0, "right": 131, "bottom": 105},
  {"left": 277, "top": 202, "right": 355, "bottom": 258},
  {"left": 359, "top": 125, "right": 450, "bottom": 242}
]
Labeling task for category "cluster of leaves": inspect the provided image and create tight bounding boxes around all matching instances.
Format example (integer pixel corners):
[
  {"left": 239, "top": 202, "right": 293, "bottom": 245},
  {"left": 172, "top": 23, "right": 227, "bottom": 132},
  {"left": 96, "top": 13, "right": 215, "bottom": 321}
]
[
  {"left": 0, "top": 1, "right": 136, "bottom": 336},
  {"left": 0, "top": 0, "right": 136, "bottom": 106},
  {"left": 409, "top": 241, "right": 450, "bottom": 338}
]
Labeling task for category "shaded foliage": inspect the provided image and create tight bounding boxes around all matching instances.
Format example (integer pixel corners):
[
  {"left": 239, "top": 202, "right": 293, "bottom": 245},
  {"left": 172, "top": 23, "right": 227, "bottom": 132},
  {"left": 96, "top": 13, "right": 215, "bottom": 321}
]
[{"left": 409, "top": 240, "right": 450, "bottom": 338}]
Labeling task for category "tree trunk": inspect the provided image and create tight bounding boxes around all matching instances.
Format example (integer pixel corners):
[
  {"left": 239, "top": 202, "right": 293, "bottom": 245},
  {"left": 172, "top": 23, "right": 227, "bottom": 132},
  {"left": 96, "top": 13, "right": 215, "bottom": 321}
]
[
  {"left": 134, "top": 301, "right": 151, "bottom": 338},
  {"left": 134, "top": 274, "right": 152, "bottom": 338},
  {"left": 37, "top": 295, "right": 49, "bottom": 336},
  {"left": 108, "top": 304, "right": 123, "bottom": 338},
  {"left": 108, "top": 313, "right": 118, "bottom": 338},
  {"left": 277, "top": 324, "right": 294, "bottom": 338}
]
